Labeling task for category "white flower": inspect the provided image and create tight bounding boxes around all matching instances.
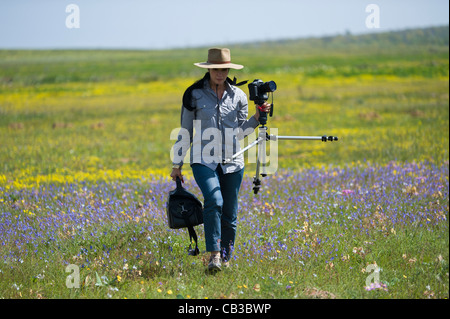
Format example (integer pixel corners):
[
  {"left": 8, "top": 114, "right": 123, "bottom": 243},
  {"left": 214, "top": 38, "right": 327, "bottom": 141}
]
[{"left": 12, "top": 283, "right": 21, "bottom": 290}]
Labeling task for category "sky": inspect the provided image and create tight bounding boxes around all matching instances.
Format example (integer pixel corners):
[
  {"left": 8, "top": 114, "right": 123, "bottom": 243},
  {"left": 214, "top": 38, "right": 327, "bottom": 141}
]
[{"left": 0, "top": 0, "right": 448, "bottom": 49}]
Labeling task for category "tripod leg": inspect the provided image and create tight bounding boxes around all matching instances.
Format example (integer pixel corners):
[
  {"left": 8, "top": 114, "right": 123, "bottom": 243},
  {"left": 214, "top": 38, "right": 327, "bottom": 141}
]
[
  {"left": 253, "top": 138, "right": 262, "bottom": 194},
  {"left": 253, "top": 127, "right": 267, "bottom": 194},
  {"left": 253, "top": 158, "right": 261, "bottom": 195},
  {"left": 259, "top": 140, "right": 266, "bottom": 177}
]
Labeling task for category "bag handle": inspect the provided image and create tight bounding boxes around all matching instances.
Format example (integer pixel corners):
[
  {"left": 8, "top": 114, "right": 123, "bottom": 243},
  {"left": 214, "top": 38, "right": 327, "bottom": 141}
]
[{"left": 176, "top": 176, "right": 183, "bottom": 189}]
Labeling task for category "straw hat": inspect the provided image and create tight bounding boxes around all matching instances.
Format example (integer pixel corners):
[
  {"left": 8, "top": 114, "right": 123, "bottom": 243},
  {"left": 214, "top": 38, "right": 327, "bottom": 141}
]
[{"left": 194, "top": 48, "right": 244, "bottom": 70}]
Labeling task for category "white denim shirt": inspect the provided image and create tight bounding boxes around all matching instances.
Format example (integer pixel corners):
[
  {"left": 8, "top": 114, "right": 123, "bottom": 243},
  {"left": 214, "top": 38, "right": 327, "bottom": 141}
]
[{"left": 173, "top": 80, "right": 259, "bottom": 174}]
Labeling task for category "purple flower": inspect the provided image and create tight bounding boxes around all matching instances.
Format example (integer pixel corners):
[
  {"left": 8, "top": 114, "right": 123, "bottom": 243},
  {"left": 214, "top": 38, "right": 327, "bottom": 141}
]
[{"left": 364, "top": 282, "right": 388, "bottom": 292}]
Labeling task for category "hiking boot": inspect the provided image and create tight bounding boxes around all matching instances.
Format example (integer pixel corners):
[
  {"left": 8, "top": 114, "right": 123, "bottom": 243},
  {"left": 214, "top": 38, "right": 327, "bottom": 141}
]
[{"left": 208, "top": 254, "right": 221, "bottom": 272}]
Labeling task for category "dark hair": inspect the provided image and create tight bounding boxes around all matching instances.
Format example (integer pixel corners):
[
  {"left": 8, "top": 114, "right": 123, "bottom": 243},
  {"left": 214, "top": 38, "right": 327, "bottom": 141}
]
[{"left": 182, "top": 72, "right": 210, "bottom": 111}]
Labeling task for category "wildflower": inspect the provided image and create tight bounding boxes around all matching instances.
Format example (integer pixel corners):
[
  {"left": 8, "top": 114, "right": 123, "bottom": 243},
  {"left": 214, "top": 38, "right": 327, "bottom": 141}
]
[
  {"left": 12, "top": 283, "right": 21, "bottom": 291},
  {"left": 364, "top": 282, "right": 388, "bottom": 292},
  {"left": 35, "top": 273, "right": 45, "bottom": 280},
  {"left": 424, "top": 290, "right": 435, "bottom": 299},
  {"left": 352, "top": 247, "right": 365, "bottom": 257},
  {"left": 117, "top": 275, "right": 122, "bottom": 282},
  {"left": 167, "top": 290, "right": 173, "bottom": 295}
]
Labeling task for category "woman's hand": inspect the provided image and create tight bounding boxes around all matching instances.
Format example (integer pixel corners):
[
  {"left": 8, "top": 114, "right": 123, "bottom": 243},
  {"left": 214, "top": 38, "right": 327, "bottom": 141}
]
[
  {"left": 254, "top": 102, "right": 272, "bottom": 121},
  {"left": 170, "top": 168, "right": 184, "bottom": 183}
]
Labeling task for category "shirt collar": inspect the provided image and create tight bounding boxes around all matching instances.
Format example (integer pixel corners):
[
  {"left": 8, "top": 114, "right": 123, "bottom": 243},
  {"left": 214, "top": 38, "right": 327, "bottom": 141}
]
[{"left": 203, "top": 78, "right": 236, "bottom": 96}]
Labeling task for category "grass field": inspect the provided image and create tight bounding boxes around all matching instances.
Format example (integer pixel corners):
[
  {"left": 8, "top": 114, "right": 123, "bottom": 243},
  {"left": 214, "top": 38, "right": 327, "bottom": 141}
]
[{"left": 0, "top": 26, "right": 448, "bottom": 300}]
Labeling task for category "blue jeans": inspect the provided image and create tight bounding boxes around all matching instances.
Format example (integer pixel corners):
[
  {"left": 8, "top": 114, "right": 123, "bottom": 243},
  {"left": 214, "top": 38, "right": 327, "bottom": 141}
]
[{"left": 191, "top": 164, "right": 244, "bottom": 261}]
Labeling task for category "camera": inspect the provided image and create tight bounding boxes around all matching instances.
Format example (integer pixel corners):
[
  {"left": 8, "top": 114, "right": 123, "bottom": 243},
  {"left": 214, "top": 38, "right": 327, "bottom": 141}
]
[
  {"left": 248, "top": 79, "right": 277, "bottom": 125},
  {"left": 248, "top": 79, "right": 277, "bottom": 104}
]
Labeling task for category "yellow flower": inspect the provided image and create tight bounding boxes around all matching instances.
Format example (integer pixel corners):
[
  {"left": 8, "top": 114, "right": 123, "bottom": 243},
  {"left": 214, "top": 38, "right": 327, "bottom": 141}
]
[
  {"left": 167, "top": 290, "right": 173, "bottom": 295},
  {"left": 157, "top": 288, "right": 162, "bottom": 293},
  {"left": 117, "top": 275, "right": 122, "bottom": 282}
]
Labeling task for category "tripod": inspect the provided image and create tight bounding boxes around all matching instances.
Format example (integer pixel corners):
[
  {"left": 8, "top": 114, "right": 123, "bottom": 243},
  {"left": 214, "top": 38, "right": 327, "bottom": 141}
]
[{"left": 223, "top": 120, "right": 338, "bottom": 194}]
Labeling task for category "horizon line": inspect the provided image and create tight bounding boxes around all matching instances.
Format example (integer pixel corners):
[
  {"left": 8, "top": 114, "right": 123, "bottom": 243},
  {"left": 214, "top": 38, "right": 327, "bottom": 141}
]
[{"left": 0, "top": 24, "right": 447, "bottom": 51}]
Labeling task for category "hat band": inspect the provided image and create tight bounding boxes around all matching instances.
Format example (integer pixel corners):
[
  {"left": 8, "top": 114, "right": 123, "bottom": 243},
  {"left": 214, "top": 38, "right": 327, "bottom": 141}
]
[{"left": 208, "top": 60, "right": 231, "bottom": 64}]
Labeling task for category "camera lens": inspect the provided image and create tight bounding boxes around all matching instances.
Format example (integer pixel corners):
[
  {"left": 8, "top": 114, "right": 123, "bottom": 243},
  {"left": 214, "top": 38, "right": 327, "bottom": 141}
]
[{"left": 262, "top": 81, "right": 277, "bottom": 93}]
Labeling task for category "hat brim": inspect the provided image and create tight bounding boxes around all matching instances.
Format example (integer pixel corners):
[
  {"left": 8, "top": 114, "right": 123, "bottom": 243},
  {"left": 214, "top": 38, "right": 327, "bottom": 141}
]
[{"left": 194, "top": 62, "right": 244, "bottom": 70}]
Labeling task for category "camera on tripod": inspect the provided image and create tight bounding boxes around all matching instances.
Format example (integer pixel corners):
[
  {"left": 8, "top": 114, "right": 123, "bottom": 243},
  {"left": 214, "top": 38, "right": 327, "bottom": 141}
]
[
  {"left": 248, "top": 79, "right": 277, "bottom": 125},
  {"left": 223, "top": 79, "right": 338, "bottom": 195}
]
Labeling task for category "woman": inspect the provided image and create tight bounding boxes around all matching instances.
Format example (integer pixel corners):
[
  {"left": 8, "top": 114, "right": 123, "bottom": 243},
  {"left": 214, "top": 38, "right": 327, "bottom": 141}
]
[{"left": 170, "top": 48, "right": 271, "bottom": 272}]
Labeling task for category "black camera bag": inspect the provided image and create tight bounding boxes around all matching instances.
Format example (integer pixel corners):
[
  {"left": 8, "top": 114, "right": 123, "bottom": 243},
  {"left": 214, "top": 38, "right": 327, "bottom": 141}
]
[{"left": 166, "top": 177, "right": 203, "bottom": 256}]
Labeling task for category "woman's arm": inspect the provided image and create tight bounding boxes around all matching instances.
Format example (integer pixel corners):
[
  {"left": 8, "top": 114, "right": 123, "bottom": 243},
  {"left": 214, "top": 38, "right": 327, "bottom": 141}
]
[{"left": 170, "top": 105, "right": 195, "bottom": 182}]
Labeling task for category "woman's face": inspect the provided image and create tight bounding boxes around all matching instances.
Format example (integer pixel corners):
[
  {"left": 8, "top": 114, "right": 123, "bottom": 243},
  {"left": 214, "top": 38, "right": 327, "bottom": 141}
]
[{"left": 209, "top": 68, "right": 229, "bottom": 87}]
